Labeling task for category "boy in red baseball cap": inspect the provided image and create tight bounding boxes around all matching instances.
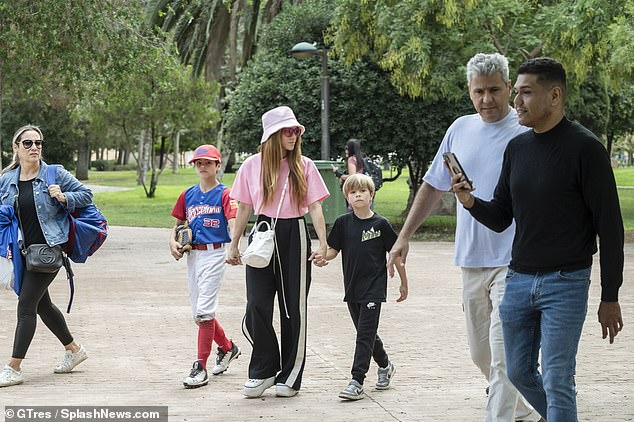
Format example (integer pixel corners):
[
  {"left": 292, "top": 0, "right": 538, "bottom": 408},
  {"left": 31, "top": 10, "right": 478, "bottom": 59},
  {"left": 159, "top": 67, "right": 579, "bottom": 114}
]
[{"left": 169, "top": 144, "right": 241, "bottom": 388}]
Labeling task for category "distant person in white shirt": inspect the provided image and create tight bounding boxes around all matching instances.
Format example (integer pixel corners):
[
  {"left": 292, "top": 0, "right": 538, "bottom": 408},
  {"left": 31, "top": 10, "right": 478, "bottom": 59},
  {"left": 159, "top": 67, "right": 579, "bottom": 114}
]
[{"left": 387, "top": 53, "right": 541, "bottom": 422}]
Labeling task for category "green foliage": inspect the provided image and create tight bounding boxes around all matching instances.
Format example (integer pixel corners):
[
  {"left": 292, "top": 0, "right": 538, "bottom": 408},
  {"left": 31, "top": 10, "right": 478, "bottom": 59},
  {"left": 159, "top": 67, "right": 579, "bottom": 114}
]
[
  {"left": 146, "top": 0, "right": 231, "bottom": 79},
  {"left": 327, "top": 0, "right": 539, "bottom": 100},
  {"left": 541, "top": 0, "right": 634, "bottom": 85},
  {"left": 224, "top": 0, "right": 335, "bottom": 157},
  {"left": 328, "top": 0, "right": 634, "bottom": 99},
  {"left": 85, "top": 47, "right": 220, "bottom": 147},
  {"left": 0, "top": 0, "right": 219, "bottom": 178},
  {"left": 224, "top": 0, "right": 472, "bottom": 186},
  {"left": 566, "top": 75, "right": 610, "bottom": 138},
  {"left": 607, "top": 0, "right": 634, "bottom": 81},
  {"left": 1, "top": 99, "right": 78, "bottom": 169},
  {"left": 608, "top": 84, "right": 634, "bottom": 141},
  {"left": 0, "top": 1, "right": 113, "bottom": 97}
]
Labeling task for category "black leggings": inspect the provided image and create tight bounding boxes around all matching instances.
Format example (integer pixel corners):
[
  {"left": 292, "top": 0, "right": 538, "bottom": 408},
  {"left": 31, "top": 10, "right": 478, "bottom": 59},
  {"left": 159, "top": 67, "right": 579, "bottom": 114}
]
[{"left": 12, "top": 268, "right": 73, "bottom": 359}]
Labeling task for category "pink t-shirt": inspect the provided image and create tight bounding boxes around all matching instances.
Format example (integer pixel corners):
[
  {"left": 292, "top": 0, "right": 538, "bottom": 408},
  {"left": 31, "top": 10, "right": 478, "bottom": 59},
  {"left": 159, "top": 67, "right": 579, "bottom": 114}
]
[{"left": 231, "top": 153, "right": 330, "bottom": 218}]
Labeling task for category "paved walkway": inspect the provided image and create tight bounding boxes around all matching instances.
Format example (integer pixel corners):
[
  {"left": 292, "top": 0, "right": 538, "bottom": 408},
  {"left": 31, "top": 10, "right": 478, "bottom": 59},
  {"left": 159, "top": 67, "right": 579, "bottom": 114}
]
[
  {"left": 84, "top": 184, "right": 134, "bottom": 193},
  {"left": 0, "top": 226, "right": 632, "bottom": 421}
]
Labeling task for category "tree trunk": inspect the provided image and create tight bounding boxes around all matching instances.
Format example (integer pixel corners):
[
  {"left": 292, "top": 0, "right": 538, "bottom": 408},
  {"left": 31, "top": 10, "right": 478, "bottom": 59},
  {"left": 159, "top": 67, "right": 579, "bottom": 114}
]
[
  {"left": 403, "top": 161, "right": 425, "bottom": 217},
  {"left": 173, "top": 130, "right": 181, "bottom": 174},
  {"left": 137, "top": 130, "right": 150, "bottom": 186},
  {"left": 264, "top": 0, "right": 283, "bottom": 23},
  {"left": 76, "top": 134, "right": 90, "bottom": 180},
  {"left": 204, "top": 1, "right": 232, "bottom": 82},
  {"left": 228, "top": 0, "right": 243, "bottom": 82},
  {"left": 117, "top": 147, "right": 124, "bottom": 165},
  {"left": 158, "top": 135, "right": 166, "bottom": 170},
  {"left": 241, "top": 0, "right": 260, "bottom": 65},
  {"left": 606, "top": 133, "right": 614, "bottom": 156},
  {"left": 148, "top": 169, "right": 159, "bottom": 198}
]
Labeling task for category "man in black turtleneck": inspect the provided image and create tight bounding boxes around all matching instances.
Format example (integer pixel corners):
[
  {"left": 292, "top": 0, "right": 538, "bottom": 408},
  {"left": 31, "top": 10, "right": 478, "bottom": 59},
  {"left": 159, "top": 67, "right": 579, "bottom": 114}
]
[{"left": 452, "top": 57, "right": 624, "bottom": 422}]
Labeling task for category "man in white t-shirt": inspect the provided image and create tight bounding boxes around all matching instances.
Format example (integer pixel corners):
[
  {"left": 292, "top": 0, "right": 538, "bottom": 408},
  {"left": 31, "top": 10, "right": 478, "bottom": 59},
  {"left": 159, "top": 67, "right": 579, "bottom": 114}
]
[{"left": 388, "top": 53, "right": 542, "bottom": 422}]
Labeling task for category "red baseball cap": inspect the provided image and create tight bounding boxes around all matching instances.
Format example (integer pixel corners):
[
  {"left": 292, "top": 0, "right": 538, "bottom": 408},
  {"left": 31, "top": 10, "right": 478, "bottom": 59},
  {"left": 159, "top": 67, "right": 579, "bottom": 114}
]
[{"left": 189, "top": 144, "right": 222, "bottom": 164}]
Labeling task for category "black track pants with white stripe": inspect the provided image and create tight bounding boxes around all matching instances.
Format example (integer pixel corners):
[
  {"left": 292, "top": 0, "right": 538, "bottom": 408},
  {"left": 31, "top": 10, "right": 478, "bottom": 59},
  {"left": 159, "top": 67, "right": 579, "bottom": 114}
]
[{"left": 245, "top": 216, "right": 311, "bottom": 391}]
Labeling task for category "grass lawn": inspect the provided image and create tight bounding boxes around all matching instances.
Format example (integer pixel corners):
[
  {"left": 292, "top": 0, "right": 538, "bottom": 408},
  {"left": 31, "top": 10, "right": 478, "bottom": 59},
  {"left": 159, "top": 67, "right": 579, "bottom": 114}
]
[{"left": 87, "top": 167, "right": 634, "bottom": 238}]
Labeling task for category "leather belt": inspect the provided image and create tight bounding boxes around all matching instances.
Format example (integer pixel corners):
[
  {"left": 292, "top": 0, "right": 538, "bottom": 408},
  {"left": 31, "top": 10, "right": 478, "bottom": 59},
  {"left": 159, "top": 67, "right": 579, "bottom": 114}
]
[{"left": 191, "top": 243, "right": 223, "bottom": 250}]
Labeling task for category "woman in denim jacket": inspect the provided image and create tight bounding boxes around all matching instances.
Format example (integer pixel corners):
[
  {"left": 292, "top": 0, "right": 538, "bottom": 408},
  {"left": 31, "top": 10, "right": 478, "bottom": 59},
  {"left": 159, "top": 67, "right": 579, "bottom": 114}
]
[{"left": 0, "top": 125, "right": 93, "bottom": 388}]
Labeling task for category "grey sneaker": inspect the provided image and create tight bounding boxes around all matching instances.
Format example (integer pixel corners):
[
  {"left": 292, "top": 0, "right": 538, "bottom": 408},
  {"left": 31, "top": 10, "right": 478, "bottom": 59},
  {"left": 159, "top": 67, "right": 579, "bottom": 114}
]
[
  {"left": 212, "top": 341, "right": 241, "bottom": 375},
  {"left": 183, "top": 361, "right": 208, "bottom": 388},
  {"left": 376, "top": 361, "right": 395, "bottom": 390},
  {"left": 0, "top": 365, "right": 24, "bottom": 387},
  {"left": 54, "top": 345, "right": 88, "bottom": 373},
  {"left": 338, "top": 379, "right": 365, "bottom": 400}
]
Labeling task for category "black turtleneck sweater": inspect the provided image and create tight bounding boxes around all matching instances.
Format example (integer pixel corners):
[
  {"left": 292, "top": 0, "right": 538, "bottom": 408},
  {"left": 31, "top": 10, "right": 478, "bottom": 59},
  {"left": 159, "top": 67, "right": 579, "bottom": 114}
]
[{"left": 469, "top": 117, "right": 624, "bottom": 301}]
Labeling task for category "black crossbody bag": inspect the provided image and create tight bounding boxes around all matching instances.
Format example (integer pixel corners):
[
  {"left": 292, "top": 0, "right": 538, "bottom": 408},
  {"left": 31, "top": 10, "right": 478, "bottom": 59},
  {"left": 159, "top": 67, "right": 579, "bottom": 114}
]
[{"left": 15, "top": 195, "right": 63, "bottom": 273}]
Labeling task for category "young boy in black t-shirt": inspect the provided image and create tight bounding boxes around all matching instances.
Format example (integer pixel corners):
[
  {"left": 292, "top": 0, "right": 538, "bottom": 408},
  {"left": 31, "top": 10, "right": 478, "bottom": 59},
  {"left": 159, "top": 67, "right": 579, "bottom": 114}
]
[{"left": 313, "top": 173, "right": 408, "bottom": 400}]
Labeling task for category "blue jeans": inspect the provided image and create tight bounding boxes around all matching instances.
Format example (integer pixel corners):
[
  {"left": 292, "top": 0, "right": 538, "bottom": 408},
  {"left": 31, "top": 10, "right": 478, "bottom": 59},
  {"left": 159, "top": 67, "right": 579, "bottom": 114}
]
[{"left": 499, "top": 267, "right": 591, "bottom": 422}]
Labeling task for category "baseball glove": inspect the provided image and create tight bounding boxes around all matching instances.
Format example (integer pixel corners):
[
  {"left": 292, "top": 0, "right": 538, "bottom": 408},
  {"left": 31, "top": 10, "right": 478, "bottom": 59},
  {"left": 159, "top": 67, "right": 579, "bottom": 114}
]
[{"left": 175, "top": 223, "right": 193, "bottom": 252}]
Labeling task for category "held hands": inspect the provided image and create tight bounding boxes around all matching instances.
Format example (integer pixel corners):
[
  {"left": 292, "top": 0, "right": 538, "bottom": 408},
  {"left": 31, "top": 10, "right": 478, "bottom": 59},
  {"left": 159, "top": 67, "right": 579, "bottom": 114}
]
[
  {"left": 309, "top": 243, "right": 329, "bottom": 267},
  {"left": 450, "top": 174, "right": 476, "bottom": 208},
  {"left": 598, "top": 301, "right": 624, "bottom": 344},
  {"left": 47, "top": 184, "right": 66, "bottom": 204},
  {"left": 225, "top": 243, "right": 243, "bottom": 266}
]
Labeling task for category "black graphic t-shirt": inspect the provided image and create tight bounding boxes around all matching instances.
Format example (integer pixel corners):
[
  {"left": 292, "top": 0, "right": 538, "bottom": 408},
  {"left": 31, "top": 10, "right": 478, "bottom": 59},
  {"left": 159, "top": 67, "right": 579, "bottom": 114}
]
[{"left": 327, "top": 212, "right": 397, "bottom": 303}]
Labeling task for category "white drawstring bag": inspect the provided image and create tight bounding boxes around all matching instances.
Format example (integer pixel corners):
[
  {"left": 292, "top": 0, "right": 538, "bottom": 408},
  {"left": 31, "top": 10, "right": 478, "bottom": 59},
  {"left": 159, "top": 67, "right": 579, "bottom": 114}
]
[
  {"left": 0, "top": 255, "right": 14, "bottom": 291},
  {"left": 241, "top": 174, "right": 288, "bottom": 269},
  {"left": 242, "top": 221, "right": 276, "bottom": 268}
]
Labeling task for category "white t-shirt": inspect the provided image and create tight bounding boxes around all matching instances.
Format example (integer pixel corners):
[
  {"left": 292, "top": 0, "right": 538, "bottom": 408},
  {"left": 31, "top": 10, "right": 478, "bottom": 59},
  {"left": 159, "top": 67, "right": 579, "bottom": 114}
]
[{"left": 423, "top": 109, "right": 530, "bottom": 268}]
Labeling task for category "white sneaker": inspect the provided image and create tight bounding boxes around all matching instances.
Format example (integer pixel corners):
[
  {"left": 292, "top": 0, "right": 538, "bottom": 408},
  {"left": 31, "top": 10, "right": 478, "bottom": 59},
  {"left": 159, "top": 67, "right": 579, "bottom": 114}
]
[
  {"left": 275, "top": 383, "right": 298, "bottom": 397},
  {"left": 243, "top": 376, "right": 275, "bottom": 398},
  {"left": 183, "top": 361, "right": 208, "bottom": 388},
  {"left": 211, "top": 341, "right": 241, "bottom": 375},
  {"left": 0, "top": 365, "right": 24, "bottom": 387},
  {"left": 54, "top": 345, "right": 88, "bottom": 373}
]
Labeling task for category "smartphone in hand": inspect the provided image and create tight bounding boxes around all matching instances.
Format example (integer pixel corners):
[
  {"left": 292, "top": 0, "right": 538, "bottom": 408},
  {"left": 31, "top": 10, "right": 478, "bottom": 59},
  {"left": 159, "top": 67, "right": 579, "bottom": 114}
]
[{"left": 442, "top": 152, "right": 474, "bottom": 190}]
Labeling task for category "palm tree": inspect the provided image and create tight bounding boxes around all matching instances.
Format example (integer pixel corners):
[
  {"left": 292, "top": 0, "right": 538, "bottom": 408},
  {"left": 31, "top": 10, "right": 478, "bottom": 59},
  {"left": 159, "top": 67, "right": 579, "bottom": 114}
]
[
  {"left": 146, "top": 0, "right": 297, "bottom": 83},
  {"left": 145, "top": 0, "right": 299, "bottom": 173}
]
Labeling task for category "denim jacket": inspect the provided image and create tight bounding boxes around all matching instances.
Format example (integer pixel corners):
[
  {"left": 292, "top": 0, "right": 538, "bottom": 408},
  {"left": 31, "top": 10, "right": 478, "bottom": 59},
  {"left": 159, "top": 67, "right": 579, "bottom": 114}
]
[{"left": 0, "top": 161, "right": 93, "bottom": 247}]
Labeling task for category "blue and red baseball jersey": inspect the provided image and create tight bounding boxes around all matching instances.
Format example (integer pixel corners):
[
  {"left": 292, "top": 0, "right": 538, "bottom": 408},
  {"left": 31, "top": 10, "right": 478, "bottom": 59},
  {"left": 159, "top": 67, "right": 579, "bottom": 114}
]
[{"left": 172, "top": 183, "right": 238, "bottom": 245}]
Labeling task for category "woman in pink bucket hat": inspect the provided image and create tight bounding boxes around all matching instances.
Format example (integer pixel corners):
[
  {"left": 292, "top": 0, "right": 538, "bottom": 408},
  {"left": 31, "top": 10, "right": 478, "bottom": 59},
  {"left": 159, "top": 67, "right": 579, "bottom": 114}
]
[{"left": 227, "top": 106, "right": 329, "bottom": 398}]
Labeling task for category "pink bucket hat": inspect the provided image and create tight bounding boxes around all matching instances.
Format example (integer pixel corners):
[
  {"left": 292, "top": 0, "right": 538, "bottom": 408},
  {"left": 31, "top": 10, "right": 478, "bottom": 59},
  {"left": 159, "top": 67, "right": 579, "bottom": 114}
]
[
  {"left": 189, "top": 144, "right": 222, "bottom": 164},
  {"left": 260, "top": 106, "right": 305, "bottom": 144}
]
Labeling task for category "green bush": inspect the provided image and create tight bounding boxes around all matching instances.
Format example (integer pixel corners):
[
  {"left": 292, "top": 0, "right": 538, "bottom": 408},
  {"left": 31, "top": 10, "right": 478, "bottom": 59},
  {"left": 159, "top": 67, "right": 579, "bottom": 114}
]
[
  {"left": 113, "top": 163, "right": 137, "bottom": 171},
  {"left": 92, "top": 159, "right": 133, "bottom": 171},
  {"left": 92, "top": 160, "right": 110, "bottom": 171}
]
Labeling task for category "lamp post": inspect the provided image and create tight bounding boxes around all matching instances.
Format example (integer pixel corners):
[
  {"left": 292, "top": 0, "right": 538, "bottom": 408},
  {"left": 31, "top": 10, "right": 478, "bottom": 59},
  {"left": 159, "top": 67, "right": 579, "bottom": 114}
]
[{"left": 291, "top": 42, "right": 330, "bottom": 160}]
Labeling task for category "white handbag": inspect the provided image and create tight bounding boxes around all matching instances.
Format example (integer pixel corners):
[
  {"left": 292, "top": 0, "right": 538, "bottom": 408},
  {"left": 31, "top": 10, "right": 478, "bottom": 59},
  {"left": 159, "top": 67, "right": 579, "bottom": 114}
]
[
  {"left": 241, "top": 221, "right": 276, "bottom": 268},
  {"left": 242, "top": 175, "right": 289, "bottom": 268}
]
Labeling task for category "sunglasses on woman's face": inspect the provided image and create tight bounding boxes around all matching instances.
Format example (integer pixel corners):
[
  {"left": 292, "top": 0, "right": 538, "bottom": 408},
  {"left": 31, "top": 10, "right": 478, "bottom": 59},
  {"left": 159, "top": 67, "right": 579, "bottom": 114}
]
[
  {"left": 17, "top": 139, "right": 44, "bottom": 149},
  {"left": 281, "top": 127, "right": 301, "bottom": 137}
]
